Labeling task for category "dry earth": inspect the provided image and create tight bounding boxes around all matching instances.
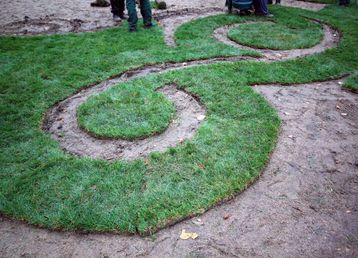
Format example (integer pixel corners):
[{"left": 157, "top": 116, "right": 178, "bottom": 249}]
[
  {"left": 1, "top": 0, "right": 357, "bottom": 258},
  {"left": 0, "top": 0, "right": 325, "bottom": 35}
]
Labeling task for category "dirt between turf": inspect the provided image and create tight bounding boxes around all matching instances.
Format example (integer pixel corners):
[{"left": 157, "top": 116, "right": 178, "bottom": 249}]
[{"left": 1, "top": 1, "right": 357, "bottom": 257}]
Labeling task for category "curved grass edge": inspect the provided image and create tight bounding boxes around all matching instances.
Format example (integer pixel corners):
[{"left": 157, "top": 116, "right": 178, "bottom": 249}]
[{"left": 343, "top": 72, "right": 358, "bottom": 93}]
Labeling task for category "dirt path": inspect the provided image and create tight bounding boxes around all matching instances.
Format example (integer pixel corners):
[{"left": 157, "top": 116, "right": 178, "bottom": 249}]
[
  {"left": 0, "top": 0, "right": 326, "bottom": 35},
  {"left": 1, "top": 79, "right": 357, "bottom": 257}
]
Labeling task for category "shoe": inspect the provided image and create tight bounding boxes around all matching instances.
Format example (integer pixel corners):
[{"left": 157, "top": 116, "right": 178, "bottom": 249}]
[
  {"left": 255, "top": 13, "right": 274, "bottom": 17},
  {"left": 129, "top": 27, "right": 137, "bottom": 32},
  {"left": 119, "top": 13, "right": 128, "bottom": 20},
  {"left": 144, "top": 22, "right": 154, "bottom": 29},
  {"left": 113, "top": 14, "right": 122, "bottom": 22}
]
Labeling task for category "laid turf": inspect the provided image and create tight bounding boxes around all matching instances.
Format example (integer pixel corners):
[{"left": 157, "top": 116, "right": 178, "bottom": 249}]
[
  {"left": 78, "top": 84, "right": 176, "bottom": 139},
  {"left": 0, "top": 5, "right": 357, "bottom": 234},
  {"left": 343, "top": 72, "right": 358, "bottom": 92},
  {"left": 228, "top": 21, "right": 322, "bottom": 50}
]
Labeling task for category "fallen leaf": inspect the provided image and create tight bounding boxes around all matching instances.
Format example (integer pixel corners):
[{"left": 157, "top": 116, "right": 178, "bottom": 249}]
[
  {"left": 180, "top": 229, "right": 199, "bottom": 240},
  {"left": 223, "top": 214, "right": 231, "bottom": 220}
]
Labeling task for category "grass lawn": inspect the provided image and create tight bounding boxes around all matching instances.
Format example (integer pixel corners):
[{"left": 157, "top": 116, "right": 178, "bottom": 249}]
[
  {"left": 227, "top": 12, "right": 323, "bottom": 50},
  {"left": 0, "top": 5, "right": 357, "bottom": 234},
  {"left": 78, "top": 84, "right": 176, "bottom": 139}
]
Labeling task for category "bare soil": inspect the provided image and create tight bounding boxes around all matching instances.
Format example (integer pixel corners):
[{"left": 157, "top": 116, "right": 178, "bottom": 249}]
[
  {"left": 1, "top": 1, "right": 357, "bottom": 258},
  {"left": 0, "top": 0, "right": 326, "bottom": 36}
]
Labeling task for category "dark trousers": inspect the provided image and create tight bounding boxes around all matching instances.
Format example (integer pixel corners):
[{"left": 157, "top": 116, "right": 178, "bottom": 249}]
[
  {"left": 127, "top": 0, "right": 152, "bottom": 29},
  {"left": 110, "top": 0, "right": 125, "bottom": 15},
  {"left": 253, "top": 0, "right": 269, "bottom": 15},
  {"left": 339, "top": 0, "right": 350, "bottom": 5}
]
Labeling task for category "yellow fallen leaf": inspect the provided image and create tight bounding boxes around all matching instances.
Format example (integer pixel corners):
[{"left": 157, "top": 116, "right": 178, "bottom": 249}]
[
  {"left": 180, "top": 229, "right": 199, "bottom": 240},
  {"left": 191, "top": 233, "right": 198, "bottom": 239},
  {"left": 180, "top": 229, "right": 190, "bottom": 240}
]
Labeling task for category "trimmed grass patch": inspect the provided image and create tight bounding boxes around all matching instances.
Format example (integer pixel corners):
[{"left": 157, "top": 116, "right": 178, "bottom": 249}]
[
  {"left": 228, "top": 14, "right": 323, "bottom": 50},
  {"left": 78, "top": 84, "right": 175, "bottom": 139},
  {"left": 228, "top": 22, "right": 322, "bottom": 50}
]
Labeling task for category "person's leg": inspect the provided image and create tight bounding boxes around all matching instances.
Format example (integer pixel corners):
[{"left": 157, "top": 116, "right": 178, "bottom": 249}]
[
  {"left": 110, "top": 0, "right": 123, "bottom": 21},
  {"left": 254, "top": 0, "right": 269, "bottom": 15},
  {"left": 139, "top": 0, "right": 153, "bottom": 26},
  {"left": 110, "top": 0, "right": 120, "bottom": 15},
  {"left": 127, "top": 0, "right": 138, "bottom": 31},
  {"left": 118, "top": 0, "right": 125, "bottom": 17}
]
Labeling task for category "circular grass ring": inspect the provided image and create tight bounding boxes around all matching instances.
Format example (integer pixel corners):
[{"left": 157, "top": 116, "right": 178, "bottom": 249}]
[
  {"left": 77, "top": 85, "right": 176, "bottom": 139},
  {"left": 228, "top": 22, "right": 323, "bottom": 50}
]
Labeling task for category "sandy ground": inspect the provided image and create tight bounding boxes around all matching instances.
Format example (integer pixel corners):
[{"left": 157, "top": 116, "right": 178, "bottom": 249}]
[
  {"left": 0, "top": 0, "right": 226, "bottom": 35},
  {"left": 1, "top": 0, "right": 357, "bottom": 258},
  {"left": 0, "top": 0, "right": 225, "bottom": 26},
  {"left": 0, "top": 0, "right": 326, "bottom": 35}
]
